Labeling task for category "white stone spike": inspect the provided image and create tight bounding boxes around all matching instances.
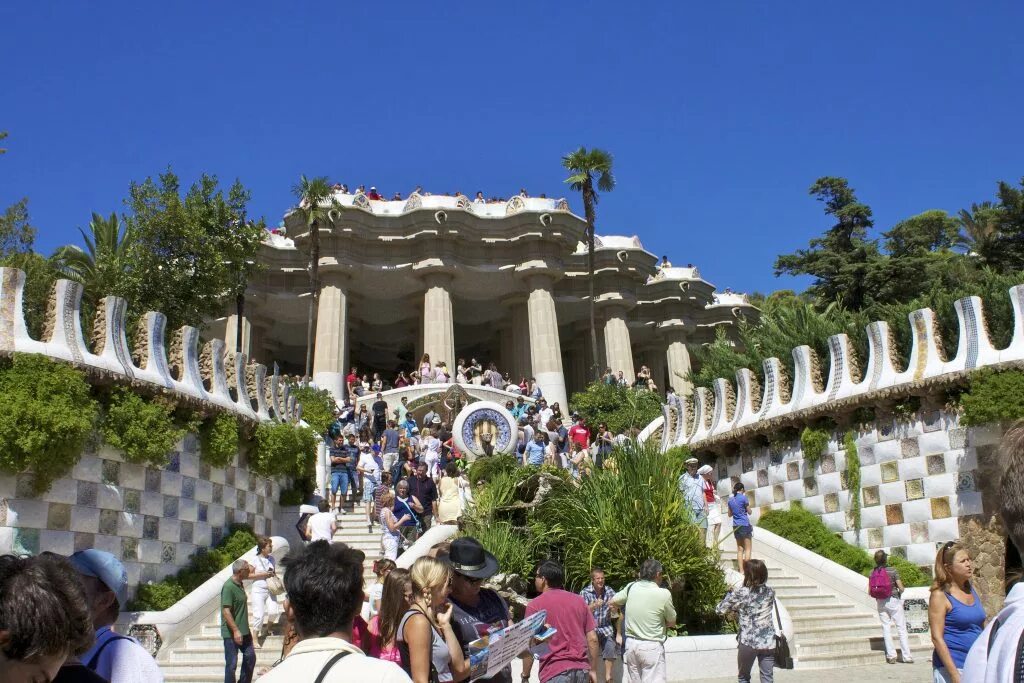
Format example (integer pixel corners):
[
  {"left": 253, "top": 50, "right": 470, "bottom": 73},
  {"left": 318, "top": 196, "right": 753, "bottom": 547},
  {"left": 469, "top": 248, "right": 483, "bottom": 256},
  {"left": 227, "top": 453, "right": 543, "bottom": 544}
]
[
  {"left": 172, "top": 326, "right": 208, "bottom": 400},
  {"left": 863, "top": 320, "right": 900, "bottom": 392},
  {"left": 1004, "top": 285, "right": 1024, "bottom": 362},
  {"left": 43, "top": 279, "right": 87, "bottom": 363},
  {"left": 253, "top": 364, "right": 271, "bottom": 420},
  {"left": 133, "top": 311, "right": 173, "bottom": 389}
]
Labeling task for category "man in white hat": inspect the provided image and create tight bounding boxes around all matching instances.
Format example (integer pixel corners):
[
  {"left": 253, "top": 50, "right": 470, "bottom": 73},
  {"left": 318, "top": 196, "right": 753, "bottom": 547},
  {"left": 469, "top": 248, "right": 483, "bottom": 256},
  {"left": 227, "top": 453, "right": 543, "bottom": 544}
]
[
  {"left": 70, "top": 549, "right": 165, "bottom": 683},
  {"left": 677, "top": 458, "right": 708, "bottom": 531}
]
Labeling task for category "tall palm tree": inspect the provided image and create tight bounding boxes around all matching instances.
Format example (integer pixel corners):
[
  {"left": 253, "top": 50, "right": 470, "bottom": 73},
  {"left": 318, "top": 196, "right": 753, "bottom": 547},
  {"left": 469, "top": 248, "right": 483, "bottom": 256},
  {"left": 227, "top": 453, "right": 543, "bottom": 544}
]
[
  {"left": 291, "top": 175, "right": 341, "bottom": 380},
  {"left": 956, "top": 202, "right": 1001, "bottom": 265},
  {"left": 53, "top": 211, "right": 136, "bottom": 302},
  {"left": 562, "top": 147, "right": 615, "bottom": 381}
]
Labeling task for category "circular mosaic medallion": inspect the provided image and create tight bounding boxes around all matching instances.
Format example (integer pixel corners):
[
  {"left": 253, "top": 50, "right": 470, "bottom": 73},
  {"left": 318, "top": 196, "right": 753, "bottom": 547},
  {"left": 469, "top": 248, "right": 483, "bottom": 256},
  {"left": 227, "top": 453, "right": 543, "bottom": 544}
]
[{"left": 452, "top": 400, "right": 517, "bottom": 460}]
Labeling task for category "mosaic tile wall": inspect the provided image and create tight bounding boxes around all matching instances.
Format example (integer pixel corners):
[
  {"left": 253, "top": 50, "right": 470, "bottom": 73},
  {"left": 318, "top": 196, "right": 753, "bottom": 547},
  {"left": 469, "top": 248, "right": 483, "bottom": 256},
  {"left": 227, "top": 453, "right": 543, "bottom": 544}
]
[
  {"left": 714, "top": 410, "right": 1002, "bottom": 569},
  {"left": 0, "top": 434, "right": 281, "bottom": 601}
]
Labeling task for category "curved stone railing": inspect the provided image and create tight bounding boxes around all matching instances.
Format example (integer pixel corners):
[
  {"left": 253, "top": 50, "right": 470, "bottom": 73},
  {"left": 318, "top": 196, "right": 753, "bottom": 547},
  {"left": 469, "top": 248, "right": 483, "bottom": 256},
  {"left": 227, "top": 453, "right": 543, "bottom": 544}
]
[
  {"left": 322, "top": 192, "right": 572, "bottom": 218},
  {"left": 0, "top": 267, "right": 298, "bottom": 423},
  {"left": 354, "top": 382, "right": 536, "bottom": 415},
  {"left": 642, "top": 286, "right": 1024, "bottom": 449}
]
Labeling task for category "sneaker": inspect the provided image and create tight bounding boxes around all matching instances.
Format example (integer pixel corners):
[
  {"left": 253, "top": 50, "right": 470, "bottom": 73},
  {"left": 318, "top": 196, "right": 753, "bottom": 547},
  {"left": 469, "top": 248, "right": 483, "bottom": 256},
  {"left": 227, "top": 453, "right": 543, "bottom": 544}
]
[
  {"left": 886, "top": 657, "right": 896, "bottom": 664},
  {"left": 903, "top": 657, "right": 914, "bottom": 664}
]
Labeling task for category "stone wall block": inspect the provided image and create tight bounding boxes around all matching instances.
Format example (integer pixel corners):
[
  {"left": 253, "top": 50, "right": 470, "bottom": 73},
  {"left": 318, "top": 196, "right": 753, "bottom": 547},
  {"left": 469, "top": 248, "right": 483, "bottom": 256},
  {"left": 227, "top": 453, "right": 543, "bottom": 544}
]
[
  {"left": 70, "top": 506, "right": 101, "bottom": 533},
  {"left": 72, "top": 455, "right": 103, "bottom": 483},
  {"left": 39, "top": 530, "right": 74, "bottom": 556}
]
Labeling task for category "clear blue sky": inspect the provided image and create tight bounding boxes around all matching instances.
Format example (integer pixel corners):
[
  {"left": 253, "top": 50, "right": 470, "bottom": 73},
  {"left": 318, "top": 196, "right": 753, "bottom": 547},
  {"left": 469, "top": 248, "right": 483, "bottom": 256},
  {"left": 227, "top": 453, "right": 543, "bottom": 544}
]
[{"left": 2, "top": 1, "right": 1022, "bottom": 295}]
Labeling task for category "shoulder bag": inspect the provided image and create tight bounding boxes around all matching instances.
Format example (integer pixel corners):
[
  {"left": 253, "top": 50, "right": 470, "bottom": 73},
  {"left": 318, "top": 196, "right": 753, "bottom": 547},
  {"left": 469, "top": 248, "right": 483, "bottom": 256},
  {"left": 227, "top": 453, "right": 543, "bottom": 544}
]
[
  {"left": 772, "top": 598, "right": 794, "bottom": 669},
  {"left": 313, "top": 650, "right": 350, "bottom": 683}
]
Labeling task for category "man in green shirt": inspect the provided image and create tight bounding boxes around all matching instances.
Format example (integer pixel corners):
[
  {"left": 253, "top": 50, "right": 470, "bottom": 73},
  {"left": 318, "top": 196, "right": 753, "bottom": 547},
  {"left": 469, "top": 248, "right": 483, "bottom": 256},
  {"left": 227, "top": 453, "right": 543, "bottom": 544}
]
[
  {"left": 611, "top": 558, "right": 676, "bottom": 683},
  {"left": 221, "top": 560, "right": 255, "bottom": 683}
]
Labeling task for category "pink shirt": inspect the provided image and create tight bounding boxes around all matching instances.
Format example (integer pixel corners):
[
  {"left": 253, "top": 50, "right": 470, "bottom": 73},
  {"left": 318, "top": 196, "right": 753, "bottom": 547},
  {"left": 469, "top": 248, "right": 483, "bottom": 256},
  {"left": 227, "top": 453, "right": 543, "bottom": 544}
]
[{"left": 525, "top": 589, "right": 595, "bottom": 683}]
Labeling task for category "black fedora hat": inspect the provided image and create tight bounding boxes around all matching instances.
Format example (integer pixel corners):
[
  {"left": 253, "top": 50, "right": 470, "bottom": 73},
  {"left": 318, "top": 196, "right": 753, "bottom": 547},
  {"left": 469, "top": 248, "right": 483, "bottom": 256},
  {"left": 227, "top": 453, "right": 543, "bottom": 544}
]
[{"left": 438, "top": 537, "right": 499, "bottom": 580}]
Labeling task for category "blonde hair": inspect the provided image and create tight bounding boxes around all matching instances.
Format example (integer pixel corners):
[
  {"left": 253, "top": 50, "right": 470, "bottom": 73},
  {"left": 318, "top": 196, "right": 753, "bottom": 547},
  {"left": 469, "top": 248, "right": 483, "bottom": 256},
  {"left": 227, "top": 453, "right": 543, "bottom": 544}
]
[
  {"left": 410, "top": 557, "right": 451, "bottom": 601},
  {"left": 931, "top": 541, "right": 970, "bottom": 593}
]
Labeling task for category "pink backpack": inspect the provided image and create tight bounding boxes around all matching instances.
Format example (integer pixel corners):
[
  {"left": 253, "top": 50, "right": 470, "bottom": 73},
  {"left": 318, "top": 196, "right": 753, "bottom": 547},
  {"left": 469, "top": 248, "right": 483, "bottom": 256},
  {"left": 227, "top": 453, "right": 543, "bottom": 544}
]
[{"left": 869, "top": 567, "right": 893, "bottom": 599}]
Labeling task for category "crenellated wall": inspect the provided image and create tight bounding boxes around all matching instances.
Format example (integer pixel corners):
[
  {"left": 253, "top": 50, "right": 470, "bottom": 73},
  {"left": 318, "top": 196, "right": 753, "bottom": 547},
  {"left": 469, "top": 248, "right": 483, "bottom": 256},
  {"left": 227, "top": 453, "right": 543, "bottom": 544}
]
[{"left": 0, "top": 267, "right": 300, "bottom": 423}]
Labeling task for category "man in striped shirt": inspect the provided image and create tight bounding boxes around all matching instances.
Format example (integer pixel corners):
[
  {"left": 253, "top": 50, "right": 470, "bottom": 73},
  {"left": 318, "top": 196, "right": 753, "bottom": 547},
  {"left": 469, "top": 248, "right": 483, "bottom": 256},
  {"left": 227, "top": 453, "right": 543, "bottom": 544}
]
[{"left": 580, "top": 567, "right": 618, "bottom": 683}]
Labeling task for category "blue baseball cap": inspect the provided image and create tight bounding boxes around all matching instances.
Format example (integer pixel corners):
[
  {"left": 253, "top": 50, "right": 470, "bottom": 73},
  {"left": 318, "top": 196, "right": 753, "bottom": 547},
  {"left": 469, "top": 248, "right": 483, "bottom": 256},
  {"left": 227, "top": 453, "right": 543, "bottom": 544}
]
[{"left": 69, "top": 549, "right": 128, "bottom": 609}]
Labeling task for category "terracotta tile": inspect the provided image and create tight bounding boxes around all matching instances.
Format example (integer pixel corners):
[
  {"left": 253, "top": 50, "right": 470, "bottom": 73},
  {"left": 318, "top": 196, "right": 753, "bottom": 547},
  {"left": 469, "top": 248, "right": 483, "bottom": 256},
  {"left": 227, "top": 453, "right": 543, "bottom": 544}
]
[
  {"left": 862, "top": 485, "right": 880, "bottom": 507},
  {"left": 886, "top": 503, "right": 905, "bottom": 525},
  {"left": 787, "top": 462, "right": 800, "bottom": 481},
  {"left": 932, "top": 497, "right": 952, "bottom": 519},
  {"left": 824, "top": 492, "right": 839, "bottom": 513}
]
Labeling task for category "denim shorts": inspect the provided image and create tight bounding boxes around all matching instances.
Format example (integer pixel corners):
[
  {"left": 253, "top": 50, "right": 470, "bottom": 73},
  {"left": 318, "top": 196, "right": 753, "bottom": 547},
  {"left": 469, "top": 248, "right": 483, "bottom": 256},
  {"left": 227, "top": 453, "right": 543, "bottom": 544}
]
[
  {"left": 361, "top": 486, "right": 375, "bottom": 503},
  {"left": 596, "top": 632, "right": 618, "bottom": 659},
  {"left": 733, "top": 525, "right": 753, "bottom": 540}
]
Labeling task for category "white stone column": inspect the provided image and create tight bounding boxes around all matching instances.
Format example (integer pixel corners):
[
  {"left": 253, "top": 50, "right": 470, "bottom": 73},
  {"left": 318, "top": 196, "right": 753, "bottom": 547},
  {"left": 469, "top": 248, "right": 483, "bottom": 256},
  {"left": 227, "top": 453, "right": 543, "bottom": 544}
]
[
  {"left": 646, "top": 345, "right": 668, "bottom": 393},
  {"left": 666, "top": 332, "right": 693, "bottom": 395},
  {"left": 312, "top": 273, "right": 348, "bottom": 403},
  {"left": 603, "top": 306, "right": 635, "bottom": 381},
  {"left": 225, "top": 314, "right": 252, "bottom": 357},
  {"left": 526, "top": 275, "right": 568, "bottom": 409},
  {"left": 422, "top": 273, "right": 455, "bottom": 373}
]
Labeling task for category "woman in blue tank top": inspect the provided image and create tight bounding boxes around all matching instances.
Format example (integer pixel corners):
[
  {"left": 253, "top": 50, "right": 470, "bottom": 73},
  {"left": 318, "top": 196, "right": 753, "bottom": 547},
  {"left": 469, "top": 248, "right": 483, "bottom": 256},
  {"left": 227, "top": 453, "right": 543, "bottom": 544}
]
[{"left": 928, "top": 541, "right": 986, "bottom": 683}]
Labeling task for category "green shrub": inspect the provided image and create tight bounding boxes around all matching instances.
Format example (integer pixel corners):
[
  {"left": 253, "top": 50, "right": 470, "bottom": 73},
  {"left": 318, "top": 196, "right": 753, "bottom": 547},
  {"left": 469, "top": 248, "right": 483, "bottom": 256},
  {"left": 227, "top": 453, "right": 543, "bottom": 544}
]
[
  {"left": 200, "top": 413, "right": 239, "bottom": 468},
  {"left": 101, "top": 389, "right": 183, "bottom": 466},
  {"left": 960, "top": 369, "right": 1024, "bottom": 426},
  {"left": 252, "top": 421, "right": 318, "bottom": 478},
  {"left": 0, "top": 354, "right": 99, "bottom": 493},
  {"left": 279, "top": 478, "right": 314, "bottom": 506},
  {"left": 467, "top": 454, "right": 520, "bottom": 484},
  {"left": 800, "top": 426, "right": 829, "bottom": 467},
  {"left": 289, "top": 384, "right": 336, "bottom": 436},
  {"left": 844, "top": 431, "right": 861, "bottom": 531},
  {"left": 568, "top": 381, "right": 663, "bottom": 436},
  {"left": 758, "top": 506, "right": 929, "bottom": 586},
  {"left": 128, "top": 524, "right": 257, "bottom": 611}
]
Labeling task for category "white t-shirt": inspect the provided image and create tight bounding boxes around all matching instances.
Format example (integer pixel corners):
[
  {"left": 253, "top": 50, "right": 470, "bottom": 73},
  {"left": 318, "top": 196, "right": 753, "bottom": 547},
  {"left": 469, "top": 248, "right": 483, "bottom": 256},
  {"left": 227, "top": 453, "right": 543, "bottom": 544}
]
[
  {"left": 368, "top": 581, "right": 385, "bottom": 618},
  {"left": 539, "top": 408, "right": 554, "bottom": 425},
  {"left": 358, "top": 452, "right": 381, "bottom": 490},
  {"left": 308, "top": 511, "right": 336, "bottom": 542},
  {"left": 80, "top": 626, "right": 165, "bottom": 683}
]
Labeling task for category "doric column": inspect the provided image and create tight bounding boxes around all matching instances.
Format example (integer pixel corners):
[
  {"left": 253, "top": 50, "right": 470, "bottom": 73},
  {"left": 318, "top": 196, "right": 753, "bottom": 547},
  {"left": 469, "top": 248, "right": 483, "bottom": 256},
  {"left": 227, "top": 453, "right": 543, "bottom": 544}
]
[
  {"left": 312, "top": 272, "right": 349, "bottom": 403},
  {"left": 602, "top": 306, "right": 635, "bottom": 381},
  {"left": 421, "top": 272, "right": 455, "bottom": 372},
  {"left": 665, "top": 329, "right": 693, "bottom": 395},
  {"left": 525, "top": 275, "right": 568, "bottom": 409}
]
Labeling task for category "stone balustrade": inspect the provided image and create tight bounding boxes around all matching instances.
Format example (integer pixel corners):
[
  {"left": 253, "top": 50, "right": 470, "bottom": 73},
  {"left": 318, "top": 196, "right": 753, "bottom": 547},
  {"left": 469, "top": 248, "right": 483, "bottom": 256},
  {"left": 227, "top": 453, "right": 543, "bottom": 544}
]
[
  {"left": 315, "top": 191, "right": 571, "bottom": 218},
  {"left": 0, "top": 267, "right": 298, "bottom": 423}
]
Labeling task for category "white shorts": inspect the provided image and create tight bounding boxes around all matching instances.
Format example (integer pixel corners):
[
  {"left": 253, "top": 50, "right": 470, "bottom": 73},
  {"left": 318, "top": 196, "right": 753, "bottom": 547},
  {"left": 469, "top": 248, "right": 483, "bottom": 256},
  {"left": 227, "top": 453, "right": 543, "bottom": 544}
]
[{"left": 707, "top": 505, "right": 723, "bottom": 525}]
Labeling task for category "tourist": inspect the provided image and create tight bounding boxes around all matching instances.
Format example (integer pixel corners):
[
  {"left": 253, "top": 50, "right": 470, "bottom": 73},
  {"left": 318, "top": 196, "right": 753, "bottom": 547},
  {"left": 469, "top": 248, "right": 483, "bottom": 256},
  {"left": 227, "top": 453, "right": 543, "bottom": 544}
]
[
  {"left": 437, "top": 462, "right": 463, "bottom": 524},
  {"left": 369, "top": 559, "right": 397, "bottom": 619},
  {"left": 392, "top": 192, "right": 403, "bottom": 201},
  {"left": 487, "top": 363, "right": 503, "bottom": 389},
  {"left": 568, "top": 441, "right": 591, "bottom": 479},
  {"left": 368, "top": 186, "right": 382, "bottom": 200},
  {"left": 380, "top": 490, "right": 409, "bottom": 561},
  {"left": 474, "top": 191, "right": 484, "bottom": 203},
  {"left": 395, "top": 371, "right": 410, "bottom": 388},
  {"left": 678, "top": 457, "right": 708, "bottom": 532},
  {"left": 221, "top": 560, "right": 256, "bottom": 683},
  {"left": 409, "top": 462, "right": 439, "bottom": 530},
  {"left": 602, "top": 368, "right": 616, "bottom": 386},
  {"left": 256, "top": 541, "right": 410, "bottom": 683},
  {"left": 401, "top": 411, "right": 418, "bottom": 440},
  {"left": 930, "top": 542, "right": 986, "bottom": 683},
  {"left": 869, "top": 550, "right": 913, "bottom": 664},
  {"left": 456, "top": 358, "right": 468, "bottom": 383},
  {"left": 356, "top": 185, "right": 366, "bottom": 194},
  {"left": 525, "top": 430, "right": 547, "bottom": 467},
  {"left": 610, "top": 558, "right": 676, "bottom": 683},
  {"left": 729, "top": 483, "right": 753, "bottom": 573},
  {"left": 568, "top": 415, "right": 590, "bottom": 451},
  {"left": 359, "top": 442, "right": 383, "bottom": 533},
  {"left": 355, "top": 404, "right": 371, "bottom": 436},
  {"left": 68, "top": 549, "right": 164, "bottom": 683},
  {"left": 396, "top": 557, "right": 468, "bottom": 683},
  {"left": 511, "top": 396, "right": 527, "bottom": 420},
  {"left": 347, "top": 366, "right": 362, "bottom": 397},
  {"left": 964, "top": 421, "right": 1024, "bottom": 681},
  {"left": 0, "top": 553, "right": 97, "bottom": 683},
  {"left": 716, "top": 559, "right": 777, "bottom": 683},
  {"left": 307, "top": 500, "right": 336, "bottom": 543},
  {"left": 380, "top": 419, "right": 402, "bottom": 473},
  {"left": 418, "top": 354, "right": 433, "bottom": 383},
  {"left": 439, "top": 538, "right": 512, "bottom": 683},
  {"left": 328, "top": 435, "right": 352, "bottom": 512},
  {"left": 424, "top": 406, "right": 440, "bottom": 428},
  {"left": 537, "top": 398, "right": 553, "bottom": 425},
  {"left": 372, "top": 373, "right": 384, "bottom": 392},
  {"left": 372, "top": 568, "right": 413, "bottom": 664},
  {"left": 249, "top": 537, "right": 280, "bottom": 648},
  {"left": 529, "top": 377, "right": 543, "bottom": 400},
  {"left": 394, "top": 479, "right": 422, "bottom": 547},
  {"left": 372, "top": 392, "right": 389, "bottom": 439},
  {"left": 580, "top": 566, "right": 619, "bottom": 683},
  {"left": 698, "top": 465, "right": 722, "bottom": 545},
  {"left": 523, "top": 560, "right": 599, "bottom": 683},
  {"left": 594, "top": 422, "right": 614, "bottom": 470},
  {"left": 518, "top": 376, "right": 529, "bottom": 394},
  {"left": 467, "top": 358, "right": 483, "bottom": 384},
  {"left": 420, "top": 429, "right": 442, "bottom": 479}
]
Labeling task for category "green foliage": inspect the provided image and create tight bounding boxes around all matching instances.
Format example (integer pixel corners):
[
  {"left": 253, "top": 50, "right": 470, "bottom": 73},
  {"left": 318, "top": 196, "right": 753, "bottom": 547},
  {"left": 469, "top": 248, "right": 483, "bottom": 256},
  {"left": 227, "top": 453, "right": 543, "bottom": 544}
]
[
  {"left": 468, "top": 521, "right": 539, "bottom": 580},
  {"left": 289, "top": 384, "right": 336, "bottom": 436},
  {"left": 466, "top": 454, "right": 520, "bottom": 484},
  {"left": 0, "top": 354, "right": 99, "bottom": 493},
  {"left": 251, "top": 421, "right": 318, "bottom": 478},
  {"left": 799, "top": 426, "right": 829, "bottom": 466},
  {"left": 0, "top": 197, "right": 37, "bottom": 258},
  {"left": 568, "top": 381, "right": 663, "bottom": 436},
  {"left": 767, "top": 427, "right": 800, "bottom": 454},
  {"left": 101, "top": 389, "right": 183, "bottom": 466},
  {"left": 199, "top": 413, "right": 239, "bottom": 468},
  {"left": 844, "top": 431, "right": 861, "bottom": 532},
  {"left": 758, "top": 506, "right": 929, "bottom": 586},
  {"left": 960, "top": 369, "right": 1024, "bottom": 426},
  {"left": 0, "top": 250, "right": 57, "bottom": 339},
  {"left": 129, "top": 525, "right": 258, "bottom": 611},
  {"left": 279, "top": 480, "right": 313, "bottom": 507}
]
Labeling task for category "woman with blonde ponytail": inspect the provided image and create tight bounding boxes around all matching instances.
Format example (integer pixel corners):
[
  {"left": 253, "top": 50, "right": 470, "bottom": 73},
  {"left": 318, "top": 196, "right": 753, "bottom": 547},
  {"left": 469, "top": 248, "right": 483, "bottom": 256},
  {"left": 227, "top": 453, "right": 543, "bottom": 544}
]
[
  {"left": 397, "top": 557, "right": 469, "bottom": 682},
  {"left": 928, "top": 541, "right": 986, "bottom": 683}
]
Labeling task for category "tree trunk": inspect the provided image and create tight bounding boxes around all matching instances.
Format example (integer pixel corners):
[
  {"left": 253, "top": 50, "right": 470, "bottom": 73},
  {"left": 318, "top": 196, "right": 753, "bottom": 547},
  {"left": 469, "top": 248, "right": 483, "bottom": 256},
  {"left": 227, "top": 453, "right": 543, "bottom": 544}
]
[
  {"left": 235, "top": 291, "right": 245, "bottom": 354},
  {"left": 304, "top": 221, "right": 320, "bottom": 380},
  {"left": 584, "top": 185, "right": 599, "bottom": 382}
]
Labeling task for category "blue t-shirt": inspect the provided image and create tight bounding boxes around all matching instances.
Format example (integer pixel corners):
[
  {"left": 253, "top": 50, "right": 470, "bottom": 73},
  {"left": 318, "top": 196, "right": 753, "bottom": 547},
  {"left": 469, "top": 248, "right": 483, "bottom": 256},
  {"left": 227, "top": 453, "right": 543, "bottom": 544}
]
[
  {"left": 728, "top": 494, "right": 750, "bottom": 528},
  {"left": 933, "top": 588, "right": 986, "bottom": 669},
  {"left": 524, "top": 440, "right": 546, "bottom": 466}
]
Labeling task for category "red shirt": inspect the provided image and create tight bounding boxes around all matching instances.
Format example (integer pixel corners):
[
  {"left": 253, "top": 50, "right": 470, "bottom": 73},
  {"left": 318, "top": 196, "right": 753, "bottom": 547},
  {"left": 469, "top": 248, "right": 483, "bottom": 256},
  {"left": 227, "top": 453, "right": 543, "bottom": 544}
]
[
  {"left": 568, "top": 424, "right": 590, "bottom": 448},
  {"left": 346, "top": 373, "right": 358, "bottom": 389},
  {"left": 525, "top": 589, "right": 595, "bottom": 683},
  {"left": 703, "top": 478, "right": 715, "bottom": 503}
]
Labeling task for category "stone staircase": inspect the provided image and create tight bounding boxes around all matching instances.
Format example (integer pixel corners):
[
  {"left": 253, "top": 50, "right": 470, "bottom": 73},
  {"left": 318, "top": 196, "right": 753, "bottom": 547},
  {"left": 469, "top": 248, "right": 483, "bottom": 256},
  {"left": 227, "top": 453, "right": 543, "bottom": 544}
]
[
  {"left": 718, "top": 534, "right": 923, "bottom": 669},
  {"left": 157, "top": 500, "right": 383, "bottom": 682}
]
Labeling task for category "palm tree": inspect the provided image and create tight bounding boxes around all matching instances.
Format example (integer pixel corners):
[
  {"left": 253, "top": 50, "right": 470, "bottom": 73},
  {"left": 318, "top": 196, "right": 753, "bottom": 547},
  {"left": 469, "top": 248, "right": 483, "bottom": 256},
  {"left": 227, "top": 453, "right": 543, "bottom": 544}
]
[
  {"left": 291, "top": 175, "right": 341, "bottom": 380},
  {"left": 956, "top": 202, "right": 1001, "bottom": 265},
  {"left": 53, "top": 211, "right": 136, "bottom": 303},
  {"left": 562, "top": 147, "right": 615, "bottom": 381}
]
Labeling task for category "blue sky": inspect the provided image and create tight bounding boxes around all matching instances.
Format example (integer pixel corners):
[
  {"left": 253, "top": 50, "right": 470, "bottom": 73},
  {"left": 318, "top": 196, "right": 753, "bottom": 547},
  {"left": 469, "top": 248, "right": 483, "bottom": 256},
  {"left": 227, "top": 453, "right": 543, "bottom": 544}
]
[{"left": 2, "top": 1, "right": 1022, "bottom": 295}]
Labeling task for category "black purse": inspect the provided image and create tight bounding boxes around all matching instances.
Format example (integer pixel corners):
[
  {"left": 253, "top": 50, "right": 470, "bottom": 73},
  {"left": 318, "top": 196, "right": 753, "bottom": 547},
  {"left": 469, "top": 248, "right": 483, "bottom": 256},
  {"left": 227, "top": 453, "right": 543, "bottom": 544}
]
[{"left": 772, "top": 598, "right": 794, "bottom": 669}]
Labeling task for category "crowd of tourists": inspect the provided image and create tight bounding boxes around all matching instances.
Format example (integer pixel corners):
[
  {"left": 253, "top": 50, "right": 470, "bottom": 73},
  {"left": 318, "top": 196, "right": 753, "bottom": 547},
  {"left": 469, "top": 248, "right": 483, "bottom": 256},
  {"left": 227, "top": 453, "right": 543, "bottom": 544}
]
[
  {"left": 3, "top": 414, "right": 1023, "bottom": 683},
  {"left": 344, "top": 357, "right": 552, "bottom": 396},
  {"left": 329, "top": 184, "right": 549, "bottom": 205}
]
